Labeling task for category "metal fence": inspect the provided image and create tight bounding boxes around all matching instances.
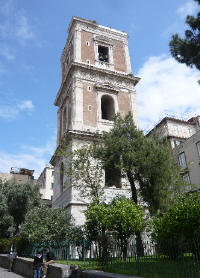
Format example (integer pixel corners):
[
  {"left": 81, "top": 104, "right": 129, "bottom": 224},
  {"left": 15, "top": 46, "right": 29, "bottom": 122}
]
[{"left": 28, "top": 238, "right": 200, "bottom": 278}]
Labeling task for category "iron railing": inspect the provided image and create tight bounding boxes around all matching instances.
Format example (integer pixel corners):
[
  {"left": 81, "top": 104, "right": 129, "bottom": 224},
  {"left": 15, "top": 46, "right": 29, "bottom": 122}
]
[{"left": 26, "top": 238, "right": 200, "bottom": 278}]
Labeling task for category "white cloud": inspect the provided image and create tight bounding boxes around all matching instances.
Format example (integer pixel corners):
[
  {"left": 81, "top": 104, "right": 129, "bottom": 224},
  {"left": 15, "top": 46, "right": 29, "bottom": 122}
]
[
  {"left": 177, "top": 1, "right": 198, "bottom": 19},
  {"left": 18, "top": 100, "right": 34, "bottom": 112},
  {"left": 0, "top": 99, "right": 34, "bottom": 120},
  {"left": 163, "top": 1, "right": 199, "bottom": 38},
  {"left": 0, "top": 0, "right": 37, "bottom": 44},
  {"left": 0, "top": 135, "right": 56, "bottom": 178},
  {"left": 0, "top": 44, "right": 15, "bottom": 60},
  {"left": 15, "top": 15, "right": 35, "bottom": 41},
  {"left": 0, "top": 105, "right": 18, "bottom": 120},
  {"left": 136, "top": 54, "right": 200, "bottom": 132}
]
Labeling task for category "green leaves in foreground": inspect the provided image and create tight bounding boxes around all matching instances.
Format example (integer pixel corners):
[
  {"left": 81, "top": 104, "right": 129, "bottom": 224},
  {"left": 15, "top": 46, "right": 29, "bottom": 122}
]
[
  {"left": 85, "top": 197, "right": 146, "bottom": 243},
  {"left": 20, "top": 206, "right": 74, "bottom": 244},
  {"left": 169, "top": 0, "right": 200, "bottom": 71},
  {"left": 151, "top": 192, "right": 200, "bottom": 241}
]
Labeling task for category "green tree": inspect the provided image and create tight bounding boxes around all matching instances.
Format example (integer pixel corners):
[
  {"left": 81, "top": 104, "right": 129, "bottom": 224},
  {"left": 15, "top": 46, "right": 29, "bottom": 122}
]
[
  {"left": 137, "top": 133, "right": 183, "bottom": 216},
  {"left": 108, "top": 197, "right": 145, "bottom": 258},
  {"left": 4, "top": 182, "right": 41, "bottom": 233},
  {"left": 96, "top": 114, "right": 182, "bottom": 215},
  {"left": 151, "top": 192, "right": 200, "bottom": 241},
  {"left": 68, "top": 145, "right": 104, "bottom": 200},
  {"left": 85, "top": 201, "right": 109, "bottom": 259},
  {"left": 85, "top": 197, "right": 145, "bottom": 259},
  {"left": 20, "top": 206, "right": 73, "bottom": 244},
  {"left": 0, "top": 179, "right": 41, "bottom": 236},
  {"left": 151, "top": 192, "right": 200, "bottom": 259},
  {"left": 169, "top": 0, "right": 200, "bottom": 70},
  {"left": 0, "top": 194, "right": 13, "bottom": 238}
]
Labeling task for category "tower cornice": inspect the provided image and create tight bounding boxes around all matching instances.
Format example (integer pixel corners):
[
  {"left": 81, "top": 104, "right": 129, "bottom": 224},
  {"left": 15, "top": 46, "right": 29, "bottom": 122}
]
[
  {"left": 68, "top": 16, "right": 128, "bottom": 38},
  {"left": 50, "top": 129, "right": 101, "bottom": 165},
  {"left": 54, "top": 61, "right": 140, "bottom": 106}
]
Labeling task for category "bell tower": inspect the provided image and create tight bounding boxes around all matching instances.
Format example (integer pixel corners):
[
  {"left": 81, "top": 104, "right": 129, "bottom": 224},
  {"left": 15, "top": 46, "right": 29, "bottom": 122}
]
[{"left": 51, "top": 17, "right": 140, "bottom": 224}]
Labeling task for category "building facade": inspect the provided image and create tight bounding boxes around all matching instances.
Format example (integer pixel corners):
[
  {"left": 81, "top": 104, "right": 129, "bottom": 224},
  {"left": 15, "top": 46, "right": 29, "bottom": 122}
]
[
  {"left": 147, "top": 116, "right": 200, "bottom": 148},
  {"left": 147, "top": 116, "right": 200, "bottom": 189},
  {"left": 0, "top": 167, "right": 36, "bottom": 184},
  {"left": 50, "top": 17, "right": 140, "bottom": 225},
  {"left": 173, "top": 129, "right": 200, "bottom": 189},
  {"left": 37, "top": 164, "right": 54, "bottom": 201}
]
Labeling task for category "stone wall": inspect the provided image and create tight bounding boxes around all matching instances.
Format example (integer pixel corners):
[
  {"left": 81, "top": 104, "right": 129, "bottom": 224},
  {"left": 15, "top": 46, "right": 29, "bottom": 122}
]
[
  {"left": 0, "top": 255, "right": 70, "bottom": 278},
  {"left": 0, "top": 255, "right": 142, "bottom": 278}
]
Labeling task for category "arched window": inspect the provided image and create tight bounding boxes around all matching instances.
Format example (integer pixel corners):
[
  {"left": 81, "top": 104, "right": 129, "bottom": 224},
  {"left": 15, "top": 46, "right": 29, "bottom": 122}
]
[
  {"left": 105, "top": 165, "right": 121, "bottom": 188},
  {"left": 101, "top": 95, "right": 115, "bottom": 121},
  {"left": 60, "top": 162, "right": 64, "bottom": 193}
]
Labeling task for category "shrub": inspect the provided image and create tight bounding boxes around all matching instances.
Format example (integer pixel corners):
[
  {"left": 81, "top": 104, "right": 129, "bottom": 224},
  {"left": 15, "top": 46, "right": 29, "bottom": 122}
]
[{"left": 151, "top": 192, "right": 200, "bottom": 259}]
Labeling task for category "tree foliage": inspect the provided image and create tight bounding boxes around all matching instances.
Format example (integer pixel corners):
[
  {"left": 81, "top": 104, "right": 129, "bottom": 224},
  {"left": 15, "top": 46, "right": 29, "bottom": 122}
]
[
  {"left": 65, "top": 113, "right": 184, "bottom": 216},
  {"left": 151, "top": 192, "right": 200, "bottom": 241},
  {"left": 20, "top": 206, "right": 74, "bottom": 244},
  {"left": 68, "top": 145, "right": 104, "bottom": 200},
  {"left": 108, "top": 197, "right": 145, "bottom": 240},
  {"left": 5, "top": 182, "right": 41, "bottom": 232},
  {"left": 95, "top": 113, "right": 183, "bottom": 215},
  {"left": 0, "top": 179, "right": 42, "bottom": 235},
  {"left": 0, "top": 193, "right": 13, "bottom": 238},
  {"left": 169, "top": 0, "right": 200, "bottom": 70},
  {"left": 85, "top": 201, "right": 109, "bottom": 243},
  {"left": 85, "top": 197, "right": 145, "bottom": 258}
]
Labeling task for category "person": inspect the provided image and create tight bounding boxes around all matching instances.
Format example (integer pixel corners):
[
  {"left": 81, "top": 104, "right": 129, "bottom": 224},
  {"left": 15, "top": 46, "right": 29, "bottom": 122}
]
[
  {"left": 33, "top": 250, "right": 43, "bottom": 278},
  {"left": 42, "top": 247, "right": 56, "bottom": 278},
  {"left": 8, "top": 248, "right": 17, "bottom": 272}
]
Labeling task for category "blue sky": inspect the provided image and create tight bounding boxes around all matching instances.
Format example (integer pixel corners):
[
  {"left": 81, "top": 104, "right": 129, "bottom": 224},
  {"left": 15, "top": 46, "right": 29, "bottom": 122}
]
[{"left": 0, "top": 0, "right": 199, "bottom": 177}]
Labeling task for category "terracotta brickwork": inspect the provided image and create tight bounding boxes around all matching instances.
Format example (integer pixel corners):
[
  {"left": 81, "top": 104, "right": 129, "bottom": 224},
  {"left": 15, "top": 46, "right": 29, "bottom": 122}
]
[
  {"left": 113, "top": 40, "right": 126, "bottom": 72},
  {"left": 83, "top": 83, "right": 97, "bottom": 126},
  {"left": 118, "top": 90, "right": 131, "bottom": 117},
  {"left": 81, "top": 31, "right": 95, "bottom": 64}
]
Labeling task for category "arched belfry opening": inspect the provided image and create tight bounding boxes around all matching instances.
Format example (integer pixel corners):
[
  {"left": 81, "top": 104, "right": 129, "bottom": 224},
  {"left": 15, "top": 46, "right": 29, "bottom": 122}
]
[{"left": 101, "top": 95, "right": 115, "bottom": 121}]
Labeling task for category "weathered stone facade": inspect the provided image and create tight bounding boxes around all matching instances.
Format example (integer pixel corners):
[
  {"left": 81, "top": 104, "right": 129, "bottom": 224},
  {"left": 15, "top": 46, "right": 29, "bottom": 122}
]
[
  {"left": 173, "top": 129, "right": 200, "bottom": 190},
  {"left": 50, "top": 17, "right": 140, "bottom": 225},
  {"left": 38, "top": 164, "right": 54, "bottom": 201},
  {"left": 147, "top": 116, "right": 200, "bottom": 190}
]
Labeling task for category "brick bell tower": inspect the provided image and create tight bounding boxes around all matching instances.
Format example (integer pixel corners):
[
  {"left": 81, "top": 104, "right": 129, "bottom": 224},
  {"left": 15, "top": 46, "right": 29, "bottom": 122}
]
[{"left": 50, "top": 17, "right": 140, "bottom": 224}]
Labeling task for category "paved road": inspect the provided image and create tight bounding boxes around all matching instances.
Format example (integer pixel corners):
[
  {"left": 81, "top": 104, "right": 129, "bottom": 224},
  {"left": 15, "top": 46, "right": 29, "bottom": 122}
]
[{"left": 0, "top": 267, "right": 25, "bottom": 278}]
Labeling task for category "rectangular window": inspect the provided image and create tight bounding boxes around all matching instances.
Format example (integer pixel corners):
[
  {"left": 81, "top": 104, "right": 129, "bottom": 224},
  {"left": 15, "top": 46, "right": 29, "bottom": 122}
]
[
  {"left": 52, "top": 171, "right": 54, "bottom": 176},
  {"left": 98, "top": 46, "right": 109, "bottom": 62},
  {"left": 51, "top": 183, "right": 54, "bottom": 189},
  {"left": 88, "top": 105, "right": 92, "bottom": 111},
  {"left": 178, "top": 152, "right": 187, "bottom": 167},
  {"left": 183, "top": 173, "right": 191, "bottom": 184},
  {"left": 197, "top": 141, "right": 200, "bottom": 157},
  {"left": 174, "top": 140, "right": 183, "bottom": 147}
]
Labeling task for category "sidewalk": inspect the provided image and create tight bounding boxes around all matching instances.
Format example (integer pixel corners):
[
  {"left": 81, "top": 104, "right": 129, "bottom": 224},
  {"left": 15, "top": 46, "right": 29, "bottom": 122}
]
[{"left": 0, "top": 267, "right": 25, "bottom": 278}]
